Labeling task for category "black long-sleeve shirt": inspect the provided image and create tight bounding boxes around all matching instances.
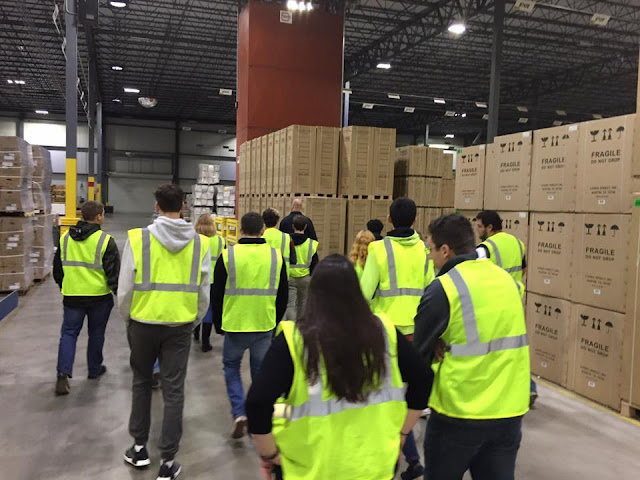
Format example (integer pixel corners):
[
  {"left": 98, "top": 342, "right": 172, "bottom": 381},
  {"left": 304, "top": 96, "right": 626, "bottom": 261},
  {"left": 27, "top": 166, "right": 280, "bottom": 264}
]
[
  {"left": 246, "top": 329, "right": 431, "bottom": 434},
  {"left": 279, "top": 211, "right": 318, "bottom": 241},
  {"left": 211, "top": 237, "right": 288, "bottom": 334}
]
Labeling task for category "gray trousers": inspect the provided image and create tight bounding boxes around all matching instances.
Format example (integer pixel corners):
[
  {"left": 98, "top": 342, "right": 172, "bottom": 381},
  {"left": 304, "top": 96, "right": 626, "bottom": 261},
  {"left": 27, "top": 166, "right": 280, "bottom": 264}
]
[
  {"left": 127, "top": 320, "right": 192, "bottom": 460},
  {"left": 287, "top": 275, "right": 311, "bottom": 320}
]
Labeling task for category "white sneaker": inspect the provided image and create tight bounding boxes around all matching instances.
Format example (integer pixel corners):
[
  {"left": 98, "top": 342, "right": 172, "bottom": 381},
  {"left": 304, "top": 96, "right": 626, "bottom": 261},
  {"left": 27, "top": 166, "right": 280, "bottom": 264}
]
[
  {"left": 420, "top": 408, "right": 431, "bottom": 418},
  {"left": 231, "top": 415, "right": 247, "bottom": 439}
]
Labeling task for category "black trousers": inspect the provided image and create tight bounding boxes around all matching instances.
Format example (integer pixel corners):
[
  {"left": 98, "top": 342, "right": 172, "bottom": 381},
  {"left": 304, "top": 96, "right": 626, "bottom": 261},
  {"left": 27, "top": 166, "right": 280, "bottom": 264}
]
[{"left": 193, "top": 323, "right": 213, "bottom": 345}]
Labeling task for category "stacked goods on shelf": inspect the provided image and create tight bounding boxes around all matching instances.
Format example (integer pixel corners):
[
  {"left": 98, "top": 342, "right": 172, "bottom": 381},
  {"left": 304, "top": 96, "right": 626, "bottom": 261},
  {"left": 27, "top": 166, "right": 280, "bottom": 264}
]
[
  {"left": 0, "top": 217, "right": 34, "bottom": 292},
  {"left": 198, "top": 163, "right": 220, "bottom": 185},
  {"left": 0, "top": 137, "right": 34, "bottom": 214},
  {"left": 51, "top": 185, "right": 66, "bottom": 204},
  {"left": 192, "top": 183, "right": 215, "bottom": 219},
  {"left": 31, "top": 214, "right": 55, "bottom": 280},
  {"left": 31, "top": 146, "right": 53, "bottom": 214},
  {"left": 216, "top": 186, "right": 236, "bottom": 217}
]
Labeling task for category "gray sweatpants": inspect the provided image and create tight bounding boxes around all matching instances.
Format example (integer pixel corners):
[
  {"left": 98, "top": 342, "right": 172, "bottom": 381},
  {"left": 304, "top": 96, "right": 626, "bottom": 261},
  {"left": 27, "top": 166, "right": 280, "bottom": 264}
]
[
  {"left": 287, "top": 275, "right": 311, "bottom": 320},
  {"left": 127, "top": 320, "right": 192, "bottom": 460}
]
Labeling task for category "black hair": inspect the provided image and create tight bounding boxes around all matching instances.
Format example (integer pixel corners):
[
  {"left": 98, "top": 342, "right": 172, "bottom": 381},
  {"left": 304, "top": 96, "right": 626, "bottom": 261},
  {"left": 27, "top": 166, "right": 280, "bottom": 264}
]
[
  {"left": 389, "top": 197, "right": 416, "bottom": 228},
  {"left": 476, "top": 210, "right": 503, "bottom": 231},
  {"left": 154, "top": 184, "right": 184, "bottom": 213},
  {"left": 293, "top": 215, "right": 308, "bottom": 232},
  {"left": 366, "top": 219, "right": 384, "bottom": 234},
  {"left": 428, "top": 214, "right": 476, "bottom": 255},
  {"left": 241, "top": 212, "right": 264, "bottom": 236},
  {"left": 262, "top": 208, "right": 280, "bottom": 228},
  {"left": 299, "top": 255, "right": 387, "bottom": 402}
]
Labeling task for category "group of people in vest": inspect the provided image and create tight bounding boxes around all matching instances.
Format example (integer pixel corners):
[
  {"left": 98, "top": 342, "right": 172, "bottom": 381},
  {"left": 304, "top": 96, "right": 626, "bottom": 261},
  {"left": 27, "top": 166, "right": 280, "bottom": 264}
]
[{"left": 53, "top": 182, "right": 530, "bottom": 480}]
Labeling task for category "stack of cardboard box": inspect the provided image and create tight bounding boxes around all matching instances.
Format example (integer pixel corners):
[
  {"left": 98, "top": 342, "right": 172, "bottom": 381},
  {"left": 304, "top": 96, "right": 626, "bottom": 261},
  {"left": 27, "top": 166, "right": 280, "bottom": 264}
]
[
  {"left": 31, "top": 214, "right": 55, "bottom": 281},
  {"left": 0, "top": 216, "right": 34, "bottom": 292},
  {"left": 0, "top": 137, "right": 35, "bottom": 214},
  {"left": 51, "top": 185, "right": 66, "bottom": 204},
  {"left": 32, "top": 146, "right": 53, "bottom": 214}
]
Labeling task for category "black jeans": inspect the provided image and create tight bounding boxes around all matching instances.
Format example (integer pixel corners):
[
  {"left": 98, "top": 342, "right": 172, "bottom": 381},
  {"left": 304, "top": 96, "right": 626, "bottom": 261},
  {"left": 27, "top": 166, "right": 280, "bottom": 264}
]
[
  {"left": 127, "top": 321, "right": 192, "bottom": 460},
  {"left": 424, "top": 412, "right": 522, "bottom": 480}
]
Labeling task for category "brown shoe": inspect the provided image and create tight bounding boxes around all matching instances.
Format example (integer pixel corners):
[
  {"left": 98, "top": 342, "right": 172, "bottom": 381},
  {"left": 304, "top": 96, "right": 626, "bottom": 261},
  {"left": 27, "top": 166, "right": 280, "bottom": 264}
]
[
  {"left": 55, "top": 375, "right": 70, "bottom": 395},
  {"left": 231, "top": 416, "right": 247, "bottom": 439}
]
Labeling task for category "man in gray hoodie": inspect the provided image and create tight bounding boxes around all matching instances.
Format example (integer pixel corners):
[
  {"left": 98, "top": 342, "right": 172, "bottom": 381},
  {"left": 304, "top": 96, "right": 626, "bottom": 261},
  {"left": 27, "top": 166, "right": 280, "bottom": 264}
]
[{"left": 118, "top": 184, "right": 211, "bottom": 480}]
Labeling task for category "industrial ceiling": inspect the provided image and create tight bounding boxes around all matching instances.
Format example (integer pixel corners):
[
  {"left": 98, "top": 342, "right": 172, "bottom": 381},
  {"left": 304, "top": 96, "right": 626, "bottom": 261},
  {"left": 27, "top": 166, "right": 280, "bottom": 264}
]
[{"left": 0, "top": 0, "right": 638, "bottom": 142}]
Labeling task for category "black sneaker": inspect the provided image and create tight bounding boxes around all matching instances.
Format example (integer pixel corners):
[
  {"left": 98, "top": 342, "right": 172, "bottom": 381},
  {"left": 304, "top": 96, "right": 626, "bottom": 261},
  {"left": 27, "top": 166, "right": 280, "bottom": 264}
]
[
  {"left": 152, "top": 371, "right": 161, "bottom": 389},
  {"left": 55, "top": 375, "right": 70, "bottom": 395},
  {"left": 88, "top": 365, "right": 107, "bottom": 379},
  {"left": 124, "top": 445, "right": 151, "bottom": 468},
  {"left": 401, "top": 462, "right": 424, "bottom": 480},
  {"left": 157, "top": 461, "right": 181, "bottom": 480},
  {"left": 201, "top": 343, "right": 213, "bottom": 353},
  {"left": 530, "top": 392, "right": 539, "bottom": 408}
]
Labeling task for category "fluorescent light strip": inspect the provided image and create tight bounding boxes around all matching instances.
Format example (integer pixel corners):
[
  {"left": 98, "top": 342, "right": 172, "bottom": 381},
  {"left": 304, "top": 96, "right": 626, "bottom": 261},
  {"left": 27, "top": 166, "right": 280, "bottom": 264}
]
[
  {"left": 376, "top": 63, "right": 391, "bottom": 69},
  {"left": 123, "top": 87, "right": 140, "bottom": 93},
  {"left": 434, "top": 98, "right": 446, "bottom": 104}
]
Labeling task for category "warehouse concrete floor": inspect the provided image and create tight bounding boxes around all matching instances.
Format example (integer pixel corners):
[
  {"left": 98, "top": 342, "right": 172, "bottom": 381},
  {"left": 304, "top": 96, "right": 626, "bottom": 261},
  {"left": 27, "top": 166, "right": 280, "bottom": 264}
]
[{"left": 1, "top": 213, "right": 640, "bottom": 480}]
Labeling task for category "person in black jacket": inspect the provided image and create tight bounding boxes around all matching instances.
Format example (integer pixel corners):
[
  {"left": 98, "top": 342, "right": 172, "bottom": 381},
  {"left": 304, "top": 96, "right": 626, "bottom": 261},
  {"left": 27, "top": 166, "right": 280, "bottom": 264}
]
[
  {"left": 53, "top": 201, "right": 120, "bottom": 395},
  {"left": 367, "top": 219, "right": 385, "bottom": 241},
  {"left": 279, "top": 198, "right": 318, "bottom": 241}
]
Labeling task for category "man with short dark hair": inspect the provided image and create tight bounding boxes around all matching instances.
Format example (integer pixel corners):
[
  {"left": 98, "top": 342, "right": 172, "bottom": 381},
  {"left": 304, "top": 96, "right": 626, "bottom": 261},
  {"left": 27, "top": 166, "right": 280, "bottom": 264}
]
[
  {"left": 119, "top": 184, "right": 211, "bottom": 480},
  {"left": 279, "top": 197, "right": 318, "bottom": 241},
  {"left": 287, "top": 215, "right": 318, "bottom": 320},
  {"left": 367, "top": 218, "right": 384, "bottom": 241},
  {"left": 414, "top": 214, "right": 530, "bottom": 480},
  {"left": 262, "top": 208, "right": 296, "bottom": 275},
  {"left": 359, "top": 196, "right": 434, "bottom": 480},
  {"left": 212, "top": 212, "right": 288, "bottom": 439},
  {"left": 53, "top": 201, "right": 120, "bottom": 396}
]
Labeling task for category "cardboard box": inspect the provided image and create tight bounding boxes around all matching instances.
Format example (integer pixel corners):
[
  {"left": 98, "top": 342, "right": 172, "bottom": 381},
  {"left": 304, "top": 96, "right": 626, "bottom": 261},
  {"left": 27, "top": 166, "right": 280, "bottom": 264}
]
[
  {"left": 420, "top": 208, "right": 443, "bottom": 236},
  {"left": 304, "top": 196, "right": 346, "bottom": 259},
  {"left": 0, "top": 272, "right": 32, "bottom": 292},
  {"left": 576, "top": 114, "right": 638, "bottom": 213},
  {"left": 396, "top": 146, "right": 427, "bottom": 177},
  {"left": 346, "top": 199, "right": 370, "bottom": 252},
  {"left": 438, "top": 179, "right": 455, "bottom": 208},
  {"left": 0, "top": 231, "right": 26, "bottom": 256},
  {"left": 458, "top": 210, "right": 481, "bottom": 245},
  {"left": 526, "top": 294, "right": 572, "bottom": 387},
  {"left": 483, "top": 143, "right": 499, "bottom": 209},
  {"left": 441, "top": 153, "right": 454, "bottom": 180},
  {"left": 487, "top": 132, "right": 533, "bottom": 210},
  {"left": 370, "top": 128, "right": 396, "bottom": 197},
  {"left": 394, "top": 176, "right": 424, "bottom": 206},
  {"left": 567, "top": 303, "right": 624, "bottom": 409},
  {"left": 496, "top": 211, "right": 529, "bottom": 250},
  {"left": 285, "top": 125, "right": 315, "bottom": 194},
  {"left": 425, "top": 148, "right": 443, "bottom": 177},
  {"left": 314, "top": 127, "right": 339, "bottom": 195},
  {"left": 527, "top": 213, "right": 575, "bottom": 299},
  {"left": 530, "top": 124, "right": 579, "bottom": 212},
  {"left": 370, "top": 199, "right": 392, "bottom": 236},
  {"left": 572, "top": 213, "right": 630, "bottom": 312},
  {"left": 339, "top": 126, "right": 375, "bottom": 196},
  {"left": 455, "top": 145, "right": 486, "bottom": 210}
]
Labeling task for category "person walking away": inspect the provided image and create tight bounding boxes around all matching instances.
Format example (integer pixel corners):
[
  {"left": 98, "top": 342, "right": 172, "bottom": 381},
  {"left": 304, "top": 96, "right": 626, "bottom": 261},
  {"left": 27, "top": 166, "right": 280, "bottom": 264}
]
[
  {"left": 367, "top": 218, "right": 385, "bottom": 241},
  {"left": 279, "top": 197, "right": 318, "bottom": 241},
  {"left": 287, "top": 215, "right": 318, "bottom": 321},
  {"left": 359, "top": 197, "right": 435, "bottom": 480},
  {"left": 414, "top": 214, "right": 530, "bottom": 480},
  {"left": 53, "top": 201, "right": 120, "bottom": 395},
  {"left": 475, "top": 210, "right": 537, "bottom": 405},
  {"left": 246, "top": 255, "right": 430, "bottom": 480},
  {"left": 119, "top": 184, "right": 211, "bottom": 480},
  {"left": 211, "top": 212, "right": 288, "bottom": 439},
  {"left": 192, "top": 213, "right": 225, "bottom": 352},
  {"left": 263, "top": 208, "right": 296, "bottom": 277},
  {"left": 349, "top": 229, "right": 375, "bottom": 279}
]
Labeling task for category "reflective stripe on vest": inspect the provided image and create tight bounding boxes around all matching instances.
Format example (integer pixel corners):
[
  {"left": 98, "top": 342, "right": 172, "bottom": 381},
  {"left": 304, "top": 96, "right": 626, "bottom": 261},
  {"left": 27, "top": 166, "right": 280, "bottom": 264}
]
[
  {"left": 227, "top": 245, "right": 278, "bottom": 296},
  {"left": 286, "top": 319, "right": 405, "bottom": 422},
  {"left": 61, "top": 231, "right": 107, "bottom": 270},
  {"left": 281, "top": 232, "right": 289, "bottom": 261},
  {"left": 446, "top": 267, "right": 528, "bottom": 357},
  {"left": 211, "top": 235, "right": 224, "bottom": 262},
  {"left": 133, "top": 228, "right": 201, "bottom": 293},
  {"left": 374, "top": 238, "right": 424, "bottom": 297},
  {"left": 483, "top": 236, "right": 524, "bottom": 273},
  {"left": 290, "top": 239, "right": 316, "bottom": 270}
]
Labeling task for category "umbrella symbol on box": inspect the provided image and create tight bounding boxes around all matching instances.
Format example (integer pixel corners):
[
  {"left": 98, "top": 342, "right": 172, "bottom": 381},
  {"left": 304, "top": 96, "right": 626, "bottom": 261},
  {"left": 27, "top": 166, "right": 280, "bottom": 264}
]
[
  {"left": 475, "top": 153, "right": 480, "bottom": 160},
  {"left": 535, "top": 302, "right": 542, "bottom": 313},
  {"left": 590, "top": 130, "right": 599, "bottom": 142},
  {"left": 538, "top": 220, "right": 546, "bottom": 232},
  {"left": 562, "top": 134, "right": 570, "bottom": 141},
  {"left": 580, "top": 314, "right": 589, "bottom": 327},
  {"left": 517, "top": 141, "right": 523, "bottom": 151},
  {"left": 611, "top": 225, "right": 619, "bottom": 237},
  {"left": 555, "top": 308, "right": 562, "bottom": 318},
  {"left": 558, "top": 222, "right": 565, "bottom": 233},
  {"left": 585, "top": 223, "right": 594, "bottom": 235},
  {"left": 605, "top": 321, "right": 613, "bottom": 333},
  {"left": 541, "top": 137, "right": 549, "bottom": 148},
  {"left": 617, "top": 126, "right": 625, "bottom": 139},
  {"left": 514, "top": 219, "right": 520, "bottom": 229}
]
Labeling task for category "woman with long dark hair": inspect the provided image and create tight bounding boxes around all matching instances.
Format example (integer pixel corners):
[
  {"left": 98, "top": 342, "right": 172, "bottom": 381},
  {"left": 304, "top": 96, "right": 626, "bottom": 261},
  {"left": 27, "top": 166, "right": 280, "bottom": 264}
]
[{"left": 245, "top": 255, "right": 429, "bottom": 480}]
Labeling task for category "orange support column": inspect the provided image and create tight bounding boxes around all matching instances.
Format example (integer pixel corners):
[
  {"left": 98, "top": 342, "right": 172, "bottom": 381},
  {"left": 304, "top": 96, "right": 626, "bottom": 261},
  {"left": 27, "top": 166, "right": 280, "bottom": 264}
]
[{"left": 236, "top": 0, "right": 344, "bottom": 209}]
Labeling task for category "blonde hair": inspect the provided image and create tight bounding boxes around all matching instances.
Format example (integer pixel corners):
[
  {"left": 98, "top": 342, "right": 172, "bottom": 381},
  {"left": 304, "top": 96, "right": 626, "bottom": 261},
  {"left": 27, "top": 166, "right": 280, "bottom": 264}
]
[
  {"left": 349, "top": 230, "right": 375, "bottom": 268},
  {"left": 195, "top": 213, "right": 216, "bottom": 237}
]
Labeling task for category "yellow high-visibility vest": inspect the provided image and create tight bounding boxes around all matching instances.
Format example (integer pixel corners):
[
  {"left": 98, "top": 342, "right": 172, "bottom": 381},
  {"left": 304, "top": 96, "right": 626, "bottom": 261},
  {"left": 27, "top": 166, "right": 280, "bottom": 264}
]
[{"left": 61, "top": 230, "right": 111, "bottom": 296}]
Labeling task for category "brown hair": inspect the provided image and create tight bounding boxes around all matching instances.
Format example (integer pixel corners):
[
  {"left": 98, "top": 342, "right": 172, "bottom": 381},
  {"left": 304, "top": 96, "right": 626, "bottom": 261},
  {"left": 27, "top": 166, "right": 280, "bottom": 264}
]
[
  {"left": 154, "top": 184, "right": 184, "bottom": 213},
  {"left": 348, "top": 230, "right": 375, "bottom": 268},
  {"left": 194, "top": 214, "right": 215, "bottom": 237},
  {"left": 81, "top": 201, "right": 104, "bottom": 221}
]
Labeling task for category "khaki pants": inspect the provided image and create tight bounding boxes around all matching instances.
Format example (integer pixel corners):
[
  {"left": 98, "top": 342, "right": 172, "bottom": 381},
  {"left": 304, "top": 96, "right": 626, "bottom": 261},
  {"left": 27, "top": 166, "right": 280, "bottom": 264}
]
[{"left": 287, "top": 275, "right": 311, "bottom": 320}]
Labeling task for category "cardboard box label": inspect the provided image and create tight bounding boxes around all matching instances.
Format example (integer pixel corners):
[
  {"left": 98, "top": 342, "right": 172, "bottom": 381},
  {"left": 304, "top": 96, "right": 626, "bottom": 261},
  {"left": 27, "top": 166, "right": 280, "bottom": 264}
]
[{"left": 455, "top": 145, "right": 486, "bottom": 210}]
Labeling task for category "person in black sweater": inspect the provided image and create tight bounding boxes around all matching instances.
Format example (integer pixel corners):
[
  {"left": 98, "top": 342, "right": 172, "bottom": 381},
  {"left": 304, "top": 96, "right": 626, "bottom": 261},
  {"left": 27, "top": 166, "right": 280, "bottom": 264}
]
[
  {"left": 246, "top": 255, "right": 430, "bottom": 479},
  {"left": 367, "top": 218, "right": 385, "bottom": 241},
  {"left": 279, "top": 197, "right": 318, "bottom": 241}
]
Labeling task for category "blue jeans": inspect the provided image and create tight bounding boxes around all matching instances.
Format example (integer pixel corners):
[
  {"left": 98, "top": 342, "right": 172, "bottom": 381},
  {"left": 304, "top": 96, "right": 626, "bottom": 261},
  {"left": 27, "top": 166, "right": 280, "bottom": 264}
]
[
  {"left": 531, "top": 379, "right": 537, "bottom": 394},
  {"left": 223, "top": 330, "right": 273, "bottom": 418},
  {"left": 57, "top": 296, "right": 114, "bottom": 377},
  {"left": 403, "top": 431, "right": 420, "bottom": 465},
  {"left": 424, "top": 412, "right": 522, "bottom": 480}
]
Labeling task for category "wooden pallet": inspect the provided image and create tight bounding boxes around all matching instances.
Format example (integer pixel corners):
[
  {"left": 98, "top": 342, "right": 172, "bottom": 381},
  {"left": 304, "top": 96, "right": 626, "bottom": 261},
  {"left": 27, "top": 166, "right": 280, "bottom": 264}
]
[
  {"left": 620, "top": 401, "right": 640, "bottom": 420},
  {"left": 0, "top": 210, "right": 36, "bottom": 217},
  {"left": 33, "top": 272, "right": 51, "bottom": 283},
  {"left": 341, "top": 194, "right": 392, "bottom": 200}
]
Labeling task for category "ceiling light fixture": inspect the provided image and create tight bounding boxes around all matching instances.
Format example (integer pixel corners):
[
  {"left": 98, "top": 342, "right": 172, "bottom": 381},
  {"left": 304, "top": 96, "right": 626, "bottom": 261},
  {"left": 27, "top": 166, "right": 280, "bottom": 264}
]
[
  {"left": 592, "top": 113, "right": 603, "bottom": 119},
  {"left": 445, "top": 134, "right": 455, "bottom": 138},
  {"left": 7, "top": 80, "right": 13, "bottom": 84},
  {"left": 518, "top": 117, "right": 529, "bottom": 124},
  {"left": 110, "top": 1, "right": 127, "bottom": 7},
  {"left": 475, "top": 101, "right": 487, "bottom": 108},
  {"left": 287, "top": 1, "right": 313, "bottom": 11},
  {"left": 112, "top": 98, "right": 122, "bottom": 103},
  {"left": 138, "top": 97, "right": 158, "bottom": 108},
  {"left": 434, "top": 98, "right": 446, "bottom": 104},
  {"left": 448, "top": 22, "right": 466, "bottom": 35},
  {"left": 123, "top": 87, "right": 140, "bottom": 93},
  {"left": 404, "top": 107, "right": 415, "bottom": 113},
  {"left": 553, "top": 120, "right": 563, "bottom": 126},
  {"left": 590, "top": 13, "right": 611, "bottom": 27},
  {"left": 556, "top": 110, "right": 567, "bottom": 116},
  {"left": 444, "top": 111, "right": 456, "bottom": 117},
  {"left": 517, "top": 106, "right": 528, "bottom": 112},
  {"left": 219, "top": 88, "right": 233, "bottom": 96},
  {"left": 461, "top": 113, "right": 467, "bottom": 118},
  {"left": 387, "top": 93, "right": 400, "bottom": 100},
  {"left": 111, "top": 65, "right": 123, "bottom": 71},
  {"left": 482, "top": 114, "right": 489, "bottom": 120},
  {"left": 35, "top": 109, "right": 49, "bottom": 115},
  {"left": 362, "top": 103, "right": 374, "bottom": 109},
  {"left": 376, "top": 62, "right": 391, "bottom": 70},
  {"left": 513, "top": 0, "right": 536, "bottom": 13}
]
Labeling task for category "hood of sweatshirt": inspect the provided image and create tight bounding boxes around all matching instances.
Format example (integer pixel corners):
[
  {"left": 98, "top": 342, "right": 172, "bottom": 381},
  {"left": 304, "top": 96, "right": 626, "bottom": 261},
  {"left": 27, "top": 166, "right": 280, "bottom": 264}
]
[
  {"left": 148, "top": 216, "right": 196, "bottom": 253},
  {"left": 384, "top": 229, "right": 422, "bottom": 246},
  {"left": 291, "top": 232, "right": 309, "bottom": 246},
  {"left": 70, "top": 221, "right": 101, "bottom": 241}
]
